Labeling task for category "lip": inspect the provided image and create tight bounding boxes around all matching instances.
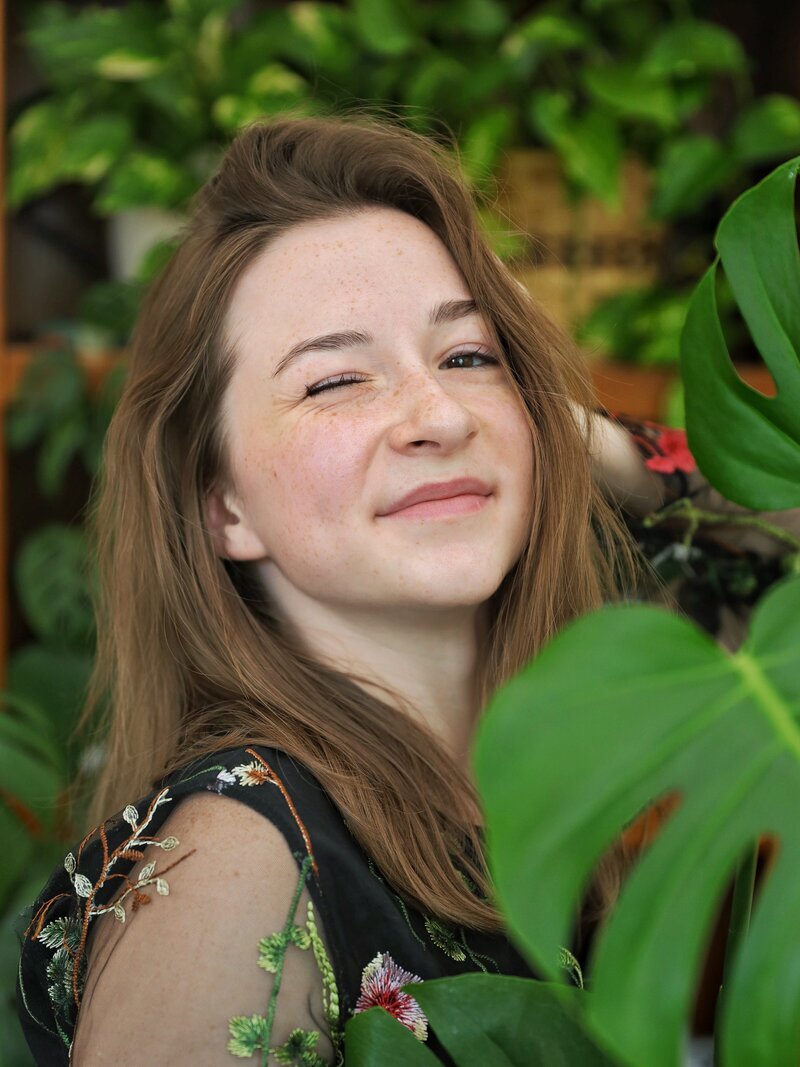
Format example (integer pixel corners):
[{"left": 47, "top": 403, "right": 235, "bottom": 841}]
[{"left": 378, "top": 478, "right": 493, "bottom": 517}]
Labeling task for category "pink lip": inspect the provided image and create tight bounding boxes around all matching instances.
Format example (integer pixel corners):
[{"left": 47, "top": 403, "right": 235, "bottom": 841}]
[{"left": 378, "top": 478, "right": 493, "bottom": 517}]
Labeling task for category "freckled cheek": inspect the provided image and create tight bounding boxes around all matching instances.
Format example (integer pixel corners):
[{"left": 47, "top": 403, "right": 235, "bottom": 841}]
[{"left": 268, "top": 424, "right": 370, "bottom": 526}]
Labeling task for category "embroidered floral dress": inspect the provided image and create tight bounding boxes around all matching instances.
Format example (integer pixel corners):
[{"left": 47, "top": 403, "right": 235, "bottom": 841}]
[
  {"left": 14, "top": 743, "right": 548, "bottom": 1067},
  {"left": 13, "top": 413, "right": 796, "bottom": 1066}
]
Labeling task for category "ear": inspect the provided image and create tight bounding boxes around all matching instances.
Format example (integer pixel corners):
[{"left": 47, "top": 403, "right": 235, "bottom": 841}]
[{"left": 204, "top": 485, "right": 269, "bottom": 562}]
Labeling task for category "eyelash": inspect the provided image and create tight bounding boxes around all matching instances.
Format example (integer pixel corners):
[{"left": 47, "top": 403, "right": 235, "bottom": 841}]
[{"left": 303, "top": 350, "right": 499, "bottom": 398}]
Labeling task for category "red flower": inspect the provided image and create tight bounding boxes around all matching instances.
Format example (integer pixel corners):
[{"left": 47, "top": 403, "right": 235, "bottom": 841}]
[
  {"left": 354, "top": 951, "right": 428, "bottom": 1040},
  {"left": 644, "top": 427, "right": 696, "bottom": 475}
]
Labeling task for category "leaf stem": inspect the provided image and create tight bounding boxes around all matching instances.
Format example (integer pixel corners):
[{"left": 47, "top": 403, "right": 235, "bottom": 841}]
[
  {"left": 713, "top": 844, "right": 759, "bottom": 1066},
  {"left": 642, "top": 498, "right": 800, "bottom": 555}
]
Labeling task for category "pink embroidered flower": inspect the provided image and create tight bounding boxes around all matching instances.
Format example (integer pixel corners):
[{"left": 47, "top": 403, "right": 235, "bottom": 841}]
[
  {"left": 354, "top": 951, "right": 429, "bottom": 1041},
  {"left": 644, "top": 427, "right": 696, "bottom": 475}
]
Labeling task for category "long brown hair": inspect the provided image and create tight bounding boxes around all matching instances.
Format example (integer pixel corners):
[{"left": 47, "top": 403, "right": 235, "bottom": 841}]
[{"left": 69, "top": 107, "right": 663, "bottom": 935}]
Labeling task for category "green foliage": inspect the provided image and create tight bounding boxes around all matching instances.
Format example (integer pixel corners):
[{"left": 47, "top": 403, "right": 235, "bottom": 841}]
[
  {"left": 11, "top": 0, "right": 800, "bottom": 222},
  {"left": 346, "top": 974, "right": 622, "bottom": 1066},
  {"left": 346, "top": 157, "right": 800, "bottom": 1066},
  {"left": 474, "top": 578, "right": 800, "bottom": 1067},
  {"left": 681, "top": 158, "right": 800, "bottom": 511}
]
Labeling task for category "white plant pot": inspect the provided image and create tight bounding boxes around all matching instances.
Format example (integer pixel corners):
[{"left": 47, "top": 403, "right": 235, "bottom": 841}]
[{"left": 106, "top": 207, "right": 186, "bottom": 281}]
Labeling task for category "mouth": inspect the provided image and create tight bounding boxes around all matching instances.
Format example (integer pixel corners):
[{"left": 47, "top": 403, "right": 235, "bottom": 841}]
[
  {"left": 379, "top": 493, "right": 492, "bottom": 520},
  {"left": 378, "top": 478, "right": 493, "bottom": 517}
]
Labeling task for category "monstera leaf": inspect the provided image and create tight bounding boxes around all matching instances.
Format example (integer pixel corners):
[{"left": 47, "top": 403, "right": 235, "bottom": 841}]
[
  {"left": 472, "top": 573, "right": 800, "bottom": 1067},
  {"left": 680, "top": 156, "right": 800, "bottom": 510},
  {"left": 346, "top": 973, "right": 622, "bottom": 1066}
]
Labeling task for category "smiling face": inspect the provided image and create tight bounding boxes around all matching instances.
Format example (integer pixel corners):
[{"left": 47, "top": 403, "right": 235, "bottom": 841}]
[{"left": 206, "top": 205, "right": 535, "bottom": 625}]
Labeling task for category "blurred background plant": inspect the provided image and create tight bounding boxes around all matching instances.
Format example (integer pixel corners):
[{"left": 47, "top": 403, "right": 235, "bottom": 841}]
[{"left": 8, "top": 0, "right": 800, "bottom": 357}]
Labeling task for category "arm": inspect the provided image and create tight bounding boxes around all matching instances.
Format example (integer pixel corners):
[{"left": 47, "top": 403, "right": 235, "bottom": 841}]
[
  {"left": 580, "top": 403, "right": 800, "bottom": 561},
  {"left": 71, "top": 791, "right": 336, "bottom": 1066}
]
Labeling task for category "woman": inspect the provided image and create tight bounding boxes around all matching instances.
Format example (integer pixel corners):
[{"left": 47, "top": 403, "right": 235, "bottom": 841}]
[{"left": 14, "top": 112, "right": 792, "bottom": 1066}]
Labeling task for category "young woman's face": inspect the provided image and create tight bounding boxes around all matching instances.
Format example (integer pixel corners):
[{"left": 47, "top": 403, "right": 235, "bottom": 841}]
[{"left": 212, "top": 205, "right": 534, "bottom": 617}]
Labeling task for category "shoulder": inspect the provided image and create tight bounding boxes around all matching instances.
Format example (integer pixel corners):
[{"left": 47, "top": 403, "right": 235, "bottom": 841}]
[
  {"left": 16, "top": 746, "right": 343, "bottom": 1066},
  {"left": 71, "top": 788, "right": 338, "bottom": 1064}
]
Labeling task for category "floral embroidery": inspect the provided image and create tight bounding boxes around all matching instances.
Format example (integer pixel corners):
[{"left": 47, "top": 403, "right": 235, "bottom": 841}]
[
  {"left": 354, "top": 951, "right": 428, "bottom": 1041},
  {"left": 20, "top": 786, "right": 192, "bottom": 1051},
  {"left": 423, "top": 917, "right": 467, "bottom": 961},
  {"left": 228, "top": 853, "right": 343, "bottom": 1065},
  {"left": 17, "top": 746, "right": 342, "bottom": 1065},
  {"left": 365, "top": 857, "right": 501, "bottom": 973},
  {"left": 206, "top": 747, "right": 321, "bottom": 885}
]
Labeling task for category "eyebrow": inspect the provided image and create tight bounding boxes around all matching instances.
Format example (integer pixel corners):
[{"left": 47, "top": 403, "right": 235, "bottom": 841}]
[{"left": 272, "top": 298, "right": 481, "bottom": 377}]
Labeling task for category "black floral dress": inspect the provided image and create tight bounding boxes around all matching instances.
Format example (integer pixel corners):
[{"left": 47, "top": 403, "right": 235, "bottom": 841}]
[
  {"left": 13, "top": 413, "right": 796, "bottom": 1066},
  {"left": 14, "top": 743, "right": 557, "bottom": 1066}
]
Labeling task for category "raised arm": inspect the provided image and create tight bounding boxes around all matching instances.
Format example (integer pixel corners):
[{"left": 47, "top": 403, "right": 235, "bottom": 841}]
[{"left": 580, "top": 403, "right": 800, "bottom": 561}]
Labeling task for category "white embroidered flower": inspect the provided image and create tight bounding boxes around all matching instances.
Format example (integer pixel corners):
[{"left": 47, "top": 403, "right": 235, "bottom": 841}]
[{"left": 353, "top": 951, "right": 428, "bottom": 1041}]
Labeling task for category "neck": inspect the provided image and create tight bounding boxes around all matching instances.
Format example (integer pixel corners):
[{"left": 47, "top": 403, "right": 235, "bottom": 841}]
[{"left": 262, "top": 574, "right": 487, "bottom": 773}]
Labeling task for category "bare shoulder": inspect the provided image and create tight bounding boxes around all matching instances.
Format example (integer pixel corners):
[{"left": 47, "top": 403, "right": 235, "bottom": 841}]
[{"left": 72, "top": 790, "right": 336, "bottom": 1065}]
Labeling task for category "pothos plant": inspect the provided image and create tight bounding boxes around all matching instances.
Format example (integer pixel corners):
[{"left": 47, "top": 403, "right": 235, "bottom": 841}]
[{"left": 343, "top": 161, "right": 800, "bottom": 1065}]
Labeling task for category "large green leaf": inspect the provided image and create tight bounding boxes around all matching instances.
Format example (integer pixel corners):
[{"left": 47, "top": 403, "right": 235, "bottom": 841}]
[
  {"left": 351, "top": 0, "right": 420, "bottom": 56},
  {"left": 94, "top": 149, "right": 198, "bottom": 212},
  {"left": 345, "top": 974, "right": 622, "bottom": 1066},
  {"left": 346, "top": 1005, "right": 440, "bottom": 1065},
  {"left": 680, "top": 157, "right": 800, "bottom": 510},
  {"left": 24, "top": 1, "right": 165, "bottom": 87},
  {"left": 473, "top": 575, "right": 800, "bottom": 1067},
  {"left": 6, "top": 644, "right": 95, "bottom": 748},
  {"left": 408, "top": 974, "right": 621, "bottom": 1066},
  {"left": 581, "top": 61, "right": 679, "bottom": 128}
]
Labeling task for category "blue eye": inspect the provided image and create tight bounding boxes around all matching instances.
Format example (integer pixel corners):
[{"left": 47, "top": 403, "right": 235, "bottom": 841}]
[{"left": 303, "top": 350, "right": 498, "bottom": 398}]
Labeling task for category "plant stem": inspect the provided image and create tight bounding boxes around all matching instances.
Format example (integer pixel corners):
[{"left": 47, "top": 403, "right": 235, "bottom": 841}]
[
  {"left": 642, "top": 497, "right": 800, "bottom": 555},
  {"left": 713, "top": 844, "right": 759, "bottom": 1067}
]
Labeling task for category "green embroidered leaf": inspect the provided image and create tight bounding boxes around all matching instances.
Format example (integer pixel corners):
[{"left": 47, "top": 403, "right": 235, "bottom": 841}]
[
  {"left": 258, "top": 932, "right": 288, "bottom": 972},
  {"left": 424, "top": 918, "right": 467, "bottom": 962},
  {"left": 38, "top": 916, "right": 81, "bottom": 952},
  {"left": 227, "top": 1013, "right": 271, "bottom": 1058},
  {"left": 558, "top": 946, "right": 584, "bottom": 989},
  {"left": 305, "top": 901, "right": 340, "bottom": 1027},
  {"left": 258, "top": 924, "right": 309, "bottom": 972},
  {"left": 272, "top": 1026, "right": 327, "bottom": 1066},
  {"left": 45, "top": 948, "right": 76, "bottom": 1013}
]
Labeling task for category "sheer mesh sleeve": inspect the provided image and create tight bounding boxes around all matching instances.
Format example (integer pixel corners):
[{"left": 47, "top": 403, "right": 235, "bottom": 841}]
[
  {"left": 15, "top": 753, "right": 344, "bottom": 1066},
  {"left": 65, "top": 791, "right": 337, "bottom": 1065}
]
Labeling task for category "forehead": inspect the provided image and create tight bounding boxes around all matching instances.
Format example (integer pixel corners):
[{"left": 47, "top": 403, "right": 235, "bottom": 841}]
[{"left": 223, "top": 206, "right": 470, "bottom": 368}]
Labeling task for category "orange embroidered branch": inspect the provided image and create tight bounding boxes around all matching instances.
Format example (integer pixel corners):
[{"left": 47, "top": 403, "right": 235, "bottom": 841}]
[
  {"left": 23, "top": 894, "right": 72, "bottom": 940},
  {"left": 245, "top": 747, "right": 320, "bottom": 884}
]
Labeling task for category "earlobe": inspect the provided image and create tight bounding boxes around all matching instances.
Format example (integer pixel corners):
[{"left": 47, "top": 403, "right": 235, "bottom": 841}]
[{"left": 204, "top": 487, "right": 269, "bottom": 562}]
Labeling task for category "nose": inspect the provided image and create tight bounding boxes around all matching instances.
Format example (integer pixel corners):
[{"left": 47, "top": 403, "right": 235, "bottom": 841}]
[{"left": 386, "top": 366, "right": 479, "bottom": 453}]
